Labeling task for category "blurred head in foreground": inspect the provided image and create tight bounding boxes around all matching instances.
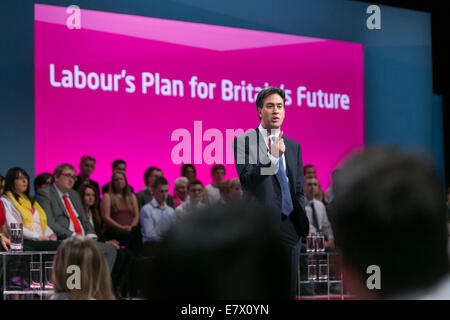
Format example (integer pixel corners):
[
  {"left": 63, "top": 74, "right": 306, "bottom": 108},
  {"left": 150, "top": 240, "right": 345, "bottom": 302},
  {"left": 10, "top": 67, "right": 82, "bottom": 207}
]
[
  {"left": 53, "top": 236, "right": 115, "bottom": 300},
  {"left": 140, "top": 202, "right": 290, "bottom": 299},
  {"left": 328, "top": 147, "right": 449, "bottom": 299}
]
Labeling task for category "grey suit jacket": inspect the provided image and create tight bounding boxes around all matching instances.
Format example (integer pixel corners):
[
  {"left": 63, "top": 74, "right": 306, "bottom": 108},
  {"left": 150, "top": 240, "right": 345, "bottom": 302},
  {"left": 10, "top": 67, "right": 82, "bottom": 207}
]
[{"left": 35, "top": 184, "right": 95, "bottom": 240}]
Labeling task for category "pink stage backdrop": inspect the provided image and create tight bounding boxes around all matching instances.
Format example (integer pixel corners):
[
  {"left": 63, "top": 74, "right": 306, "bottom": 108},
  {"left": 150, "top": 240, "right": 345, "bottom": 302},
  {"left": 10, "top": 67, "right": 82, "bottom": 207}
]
[{"left": 35, "top": 4, "right": 364, "bottom": 193}]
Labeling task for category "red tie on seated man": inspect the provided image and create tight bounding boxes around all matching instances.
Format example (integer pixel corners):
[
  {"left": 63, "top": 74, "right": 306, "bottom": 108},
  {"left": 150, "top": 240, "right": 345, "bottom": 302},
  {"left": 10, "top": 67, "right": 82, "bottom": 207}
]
[{"left": 62, "top": 195, "right": 82, "bottom": 235}]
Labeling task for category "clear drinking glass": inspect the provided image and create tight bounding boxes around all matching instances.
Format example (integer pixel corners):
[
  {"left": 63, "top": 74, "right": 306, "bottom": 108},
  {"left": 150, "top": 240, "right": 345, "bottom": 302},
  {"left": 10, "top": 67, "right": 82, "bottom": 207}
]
[
  {"left": 315, "top": 233, "right": 325, "bottom": 252},
  {"left": 44, "top": 261, "right": 54, "bottom": 289},
  {"left": 9, "top": 223, "right": 23, "bottom": 252},
  {"left": 318, "top": 259, "right": 328, "bottom": 281},
  {"left": 307, "top": 261, "right": 317, "bottom": 281},
  {"left": 306, "top": 235, "right": 316, "bottom": 253},
  {"left": 30, "top": 262, "right": 42, "bottom": 289}
]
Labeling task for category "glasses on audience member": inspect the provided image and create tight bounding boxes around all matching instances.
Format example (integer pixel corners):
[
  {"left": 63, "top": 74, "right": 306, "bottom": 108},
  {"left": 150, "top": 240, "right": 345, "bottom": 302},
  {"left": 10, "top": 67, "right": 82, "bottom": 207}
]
[
  {"left": 61, "top": 173, "right": 77, "bottom": 180},
  {"left": 14, "top": 175, "right": 27, "bottom": 181}
]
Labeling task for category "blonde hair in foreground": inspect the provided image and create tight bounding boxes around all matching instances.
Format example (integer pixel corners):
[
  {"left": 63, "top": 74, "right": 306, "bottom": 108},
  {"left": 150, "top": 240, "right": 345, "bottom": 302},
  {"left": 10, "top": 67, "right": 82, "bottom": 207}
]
[{"left": 53, "top": 236, "right": 115, "bottom": 300}]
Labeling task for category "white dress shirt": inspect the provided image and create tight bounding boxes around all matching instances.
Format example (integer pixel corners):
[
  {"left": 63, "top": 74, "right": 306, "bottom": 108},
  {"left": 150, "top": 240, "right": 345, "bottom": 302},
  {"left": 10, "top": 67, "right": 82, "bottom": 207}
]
[
  {"left": 305, "top": 199, "right": 334, "bottom": 239},
  {"left": 206, "top": 183, "right": 221, "bottom": 204},
  {"left": 140, "top": 198, "right": 176, "bottom": 243},
  {"left": 258, "top": 123, "right": 288, "bottom": 183},
  {"left": 175, "top": 199, "right": 207, "bottom": 221}
]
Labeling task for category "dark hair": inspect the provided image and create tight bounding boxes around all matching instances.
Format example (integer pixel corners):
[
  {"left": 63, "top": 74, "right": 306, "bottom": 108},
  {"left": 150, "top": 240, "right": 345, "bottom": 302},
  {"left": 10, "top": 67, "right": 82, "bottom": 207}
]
[
  {"left": 328, "top": 147, "right": 449, "bottom": 298},
  {"left": 80, "top": 155, "right": 96, "bottom": 164},
  {"left": 152, "top": 177, "right": 169, "bottom": 190},
  {"left": 210, "top": 164, "right": 225, "bottom": 176},
  {"left": 4, "top": 167, "right": 34, "bottom": 204},
  {"left": 181, "top": 163, "right": 196, "bottom": 177},
  {"left": 255, "top": 86, "right": 285, "bottom": 120},
  {"left": 112, "top": 159, "right": 126, "bottom": 170},
  {"left": 303, "top": 164, "right": 315, "bottom": 175},
  {"left": 144, "top": 166, "right": 162, "bottom": 186},
  {"left": 77, "top": 183, "right": 101, "bottom": 227},
  {"left": 34, "top": 172, "right": 54, "bottom": 193},
  {"left": 139, "top": 202, "right": 290, "bottom": 299},
  {"left": 187, "top": 179, "right": 204, "bottom": 190}
]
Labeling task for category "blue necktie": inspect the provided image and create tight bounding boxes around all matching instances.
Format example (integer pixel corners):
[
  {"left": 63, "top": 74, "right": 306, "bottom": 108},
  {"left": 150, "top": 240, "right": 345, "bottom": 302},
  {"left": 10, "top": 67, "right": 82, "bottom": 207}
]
[{"left": 277, "top": 156, "right": 294, "bottom": 216}]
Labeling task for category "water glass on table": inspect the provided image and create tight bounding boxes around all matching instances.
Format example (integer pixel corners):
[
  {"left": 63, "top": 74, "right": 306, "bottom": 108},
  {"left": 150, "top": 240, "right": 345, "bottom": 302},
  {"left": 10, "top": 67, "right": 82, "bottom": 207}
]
[
  {"left": 307, "top": 260, "right": 317, "bottom": 281},
  {"left": 30, "top": 262, "right": 42, "bottom": 289},
  {"left": 318, "top": 259, "right": 328, "bottom": 281},
  {"left": 315, "top": 233, "right": 325, "bottom": 252},
  {"left": 9, "top": 223, "right": 23, "bottom": 252},
  {"left": 45, "top": 261, "right": 54, "bottom": 289}
]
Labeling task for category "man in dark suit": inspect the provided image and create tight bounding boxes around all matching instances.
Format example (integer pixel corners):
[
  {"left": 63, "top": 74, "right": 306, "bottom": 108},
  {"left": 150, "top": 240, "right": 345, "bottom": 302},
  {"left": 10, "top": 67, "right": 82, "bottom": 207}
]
[
  {"left": 35, "top": 164, "right": 117, "bottom": 271},
  {"left": 233, "top": 86, "right": 309, "bottom": 299}
]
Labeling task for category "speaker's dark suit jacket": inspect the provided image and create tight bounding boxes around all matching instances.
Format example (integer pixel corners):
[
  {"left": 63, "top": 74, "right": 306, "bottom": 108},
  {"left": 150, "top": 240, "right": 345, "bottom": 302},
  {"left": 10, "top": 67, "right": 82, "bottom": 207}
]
[
  {"left": 234, "top": 127, "right": 309, "bottom": 299},
  {"left": 233, "top": 127, "right": 309, "bottom": 244}
]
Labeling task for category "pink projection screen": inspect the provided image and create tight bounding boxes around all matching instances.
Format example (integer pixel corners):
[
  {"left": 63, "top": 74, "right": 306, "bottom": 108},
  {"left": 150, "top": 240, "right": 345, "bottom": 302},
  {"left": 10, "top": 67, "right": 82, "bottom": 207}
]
[{"left": 35, "top": 4, "right": 364, "bottom": 193}]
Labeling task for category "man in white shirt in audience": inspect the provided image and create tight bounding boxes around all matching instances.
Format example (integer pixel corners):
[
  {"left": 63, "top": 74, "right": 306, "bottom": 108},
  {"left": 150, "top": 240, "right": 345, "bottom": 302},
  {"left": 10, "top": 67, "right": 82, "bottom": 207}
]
[
  {"left": 303, "top": 176, "right": 334, "bottom": 250},
  {"left": 206, "top": 165, "right": 226, "bottom": 204},
  {"left": 140, "top": 177, "right": 176, "bottom": 243}
]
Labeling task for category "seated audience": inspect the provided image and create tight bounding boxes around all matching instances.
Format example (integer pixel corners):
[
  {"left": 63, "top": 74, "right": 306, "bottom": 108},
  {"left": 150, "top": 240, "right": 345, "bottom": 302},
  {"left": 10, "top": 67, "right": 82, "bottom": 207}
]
[
  {"left": 73, "top": 155, "right": 100, "bottom": 200},
  {"left": 140, "top": 177, "right": 176, "bottom": 244},
  {"left": 102, "top": 159, "right": 134, "bottom": 195},
  {"left": 304, "top": 176, "right": 334, "bottom": 250},
  {"left": 175, "top": 179, "right": 207, "bottom": 220},
  {"left": 181, "top": 163, "right": 196, "bottom": 182},
  {"left": 101, "top": 171, "right": 139, "bottom": 254},
  {"left": 206, "top": 164, "right": 226, "bottom": 204},
  {"left": 172, "top": 176, "right": 189, "bottom": 209},
  {"left": 51, "top": 236, "right": 115, "bottom": 300},
  {"left": 328, "top": 147, "right": 450, "bottom": 299},
  {"left": 34, "top": 172, "right": 54, "bottom": 194},
  {"left": 35, "top": 164, "right": 117, "bottom": 271},
  {"left": 137, "top": 167, "right": 174, "bottom": 209},
  {"left": 138, "top": 202, "right": 290, "bottom": 299},
  {"left": 1, "top": 167, "right": 60, "bottom": 251}
]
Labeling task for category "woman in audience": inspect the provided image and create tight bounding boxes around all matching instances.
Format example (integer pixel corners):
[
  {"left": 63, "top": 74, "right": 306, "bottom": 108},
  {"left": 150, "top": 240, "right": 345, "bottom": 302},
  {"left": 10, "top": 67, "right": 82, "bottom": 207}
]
[
  {"left": 0, "top": 167, "right": 59, "bottom": 251},
  {"left": 78, "top": 184, "right": 103, "bottom": 237},
  {"left": 218, "top": 178, "right": 243, "bottom": 203},
  {"left": 228, "top": 178, "right": 243, "bottom": 202},
  {"left": 101, "top": 172, "right": 139, "bottom": 254},
  {"left": 51, "top": 236, "right": 115, "bottom": 300},
  {"left": 79, "top": 183, "right": 136, "bottom": 298},
  {"left": 173, "top": 176, "right": 189, "bottom": 209}
]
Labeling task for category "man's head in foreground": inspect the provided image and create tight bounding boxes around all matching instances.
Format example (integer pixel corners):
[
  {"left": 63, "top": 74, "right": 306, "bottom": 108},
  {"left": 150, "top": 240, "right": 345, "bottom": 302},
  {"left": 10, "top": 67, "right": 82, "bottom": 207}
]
[
  {"left": 328, "top": 147, "right": 449, "bottom": 299},
  {"left": 139, "top": 202, "right": 290, "bottom": 299}
]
